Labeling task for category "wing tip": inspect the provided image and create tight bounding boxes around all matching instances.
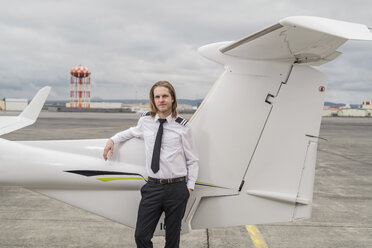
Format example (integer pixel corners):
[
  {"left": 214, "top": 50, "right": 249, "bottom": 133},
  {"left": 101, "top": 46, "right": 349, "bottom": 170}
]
[
  {"left": 280, "top": 16, "right": 372, "bottom": 41},
  {"left": 20, "top": 86, "right": 51, "bottom": 120},
  {"left": 0, "top": 86, "right": 52, "bottom": 135}
]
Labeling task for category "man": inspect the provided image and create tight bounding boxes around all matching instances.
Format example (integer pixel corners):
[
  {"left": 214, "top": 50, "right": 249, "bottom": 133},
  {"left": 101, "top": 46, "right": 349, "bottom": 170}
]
[{"left": 103, "top": 81, "right": 199, "bottom": 248}]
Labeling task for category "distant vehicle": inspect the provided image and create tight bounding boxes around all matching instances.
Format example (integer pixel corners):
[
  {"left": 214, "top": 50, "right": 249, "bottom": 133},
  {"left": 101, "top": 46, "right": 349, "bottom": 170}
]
[{"left": 1, "top": 16, "right": 371, "bottom": 235}]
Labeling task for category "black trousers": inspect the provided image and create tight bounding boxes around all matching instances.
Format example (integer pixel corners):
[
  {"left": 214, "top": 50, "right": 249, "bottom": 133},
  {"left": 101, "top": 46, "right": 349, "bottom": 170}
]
[{"left": 135, "top": 180, "right": 189, "bottom": 248}]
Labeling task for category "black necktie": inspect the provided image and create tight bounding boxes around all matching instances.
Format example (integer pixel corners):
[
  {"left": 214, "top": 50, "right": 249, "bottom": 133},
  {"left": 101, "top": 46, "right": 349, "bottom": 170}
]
[{"left": 151, "top": 118, "right": 167, "bottom": 173}]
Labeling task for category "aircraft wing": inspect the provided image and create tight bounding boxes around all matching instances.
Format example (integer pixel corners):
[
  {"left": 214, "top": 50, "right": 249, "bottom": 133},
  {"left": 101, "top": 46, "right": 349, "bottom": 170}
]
[
  {"left": 200, "top": 16, "right": 372, "bottom": 65},
  {"left": 0, "top": 86, "right": 51, "bottom": 136}
]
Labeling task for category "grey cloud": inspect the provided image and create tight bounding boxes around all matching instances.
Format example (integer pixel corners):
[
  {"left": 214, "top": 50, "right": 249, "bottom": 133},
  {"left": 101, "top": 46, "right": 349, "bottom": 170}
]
[{"left": 0, "top": 0, "right": 372, "bottom": 103}]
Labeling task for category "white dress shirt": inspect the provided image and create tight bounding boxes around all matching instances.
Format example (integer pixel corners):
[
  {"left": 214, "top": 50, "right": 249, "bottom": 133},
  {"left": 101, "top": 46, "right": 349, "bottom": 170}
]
[{"left": 111, "top": 113, "right": 199, "bottom": 189}]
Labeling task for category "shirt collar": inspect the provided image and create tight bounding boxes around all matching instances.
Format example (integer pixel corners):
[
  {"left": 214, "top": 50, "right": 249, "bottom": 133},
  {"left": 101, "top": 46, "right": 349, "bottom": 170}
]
[{"left": 155, "top": 113, "right": 174, "bottom": 123}]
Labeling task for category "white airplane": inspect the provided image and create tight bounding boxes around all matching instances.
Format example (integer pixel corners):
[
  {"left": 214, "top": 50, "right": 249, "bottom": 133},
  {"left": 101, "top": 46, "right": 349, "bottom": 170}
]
[{"left": 1, "top": 16, "right": 371, "bottom": 235}]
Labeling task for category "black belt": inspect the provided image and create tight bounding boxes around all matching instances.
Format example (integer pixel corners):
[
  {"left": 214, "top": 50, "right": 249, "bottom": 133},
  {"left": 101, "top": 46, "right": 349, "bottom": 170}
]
[{"left": 148, "top": 176, "right": 187, "bottom": 184}]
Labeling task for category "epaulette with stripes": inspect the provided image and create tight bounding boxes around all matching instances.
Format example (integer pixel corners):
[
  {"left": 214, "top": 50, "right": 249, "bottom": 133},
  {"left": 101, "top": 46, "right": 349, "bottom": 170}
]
[
  {"left": 175, "top": 117, "right": 188, "bottom": 126},
  {"left": 141, "top": 111, "right": 150, "bottom": 117}
]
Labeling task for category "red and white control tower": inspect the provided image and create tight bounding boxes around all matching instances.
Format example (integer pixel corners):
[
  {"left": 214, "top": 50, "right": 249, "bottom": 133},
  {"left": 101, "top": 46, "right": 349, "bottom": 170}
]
[{"left": 70, "top": 65, "right": 91, "bottom": 109}]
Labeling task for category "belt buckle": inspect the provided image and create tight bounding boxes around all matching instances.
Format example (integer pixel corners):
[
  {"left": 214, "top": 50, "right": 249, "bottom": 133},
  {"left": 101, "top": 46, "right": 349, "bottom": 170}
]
[{"left": 159, "top": 178, "right": 173, "bottom": 184}]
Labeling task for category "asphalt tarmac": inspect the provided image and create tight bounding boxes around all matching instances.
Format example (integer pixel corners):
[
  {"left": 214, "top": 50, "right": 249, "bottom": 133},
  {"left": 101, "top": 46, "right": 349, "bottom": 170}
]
[{"left": 0, "top": 112, "right": 371, "bottom": 248}]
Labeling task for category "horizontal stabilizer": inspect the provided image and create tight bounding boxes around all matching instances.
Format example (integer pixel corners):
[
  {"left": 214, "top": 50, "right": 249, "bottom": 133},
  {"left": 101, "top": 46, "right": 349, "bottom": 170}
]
[
  {"left": 202, "top": 16, "right": 372, "bottom": 66},
  {"left": 0, "top": 86, "right": 51, "bottom": 136},
  {"left": 34, "top": 189, "right": 141, "bottom": 229}
]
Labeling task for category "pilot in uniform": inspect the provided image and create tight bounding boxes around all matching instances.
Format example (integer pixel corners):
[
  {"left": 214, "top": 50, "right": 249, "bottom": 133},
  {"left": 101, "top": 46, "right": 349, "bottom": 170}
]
[{"left": 104, "top": 81, "right": 199, "bottom": 248}]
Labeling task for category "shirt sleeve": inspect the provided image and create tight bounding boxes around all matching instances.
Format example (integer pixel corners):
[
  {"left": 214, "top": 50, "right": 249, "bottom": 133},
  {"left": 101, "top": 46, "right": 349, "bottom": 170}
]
[
  {"left": 111, "top": 117, "right": 144, "bottom": 144},
  {"left": 182, "top": 125, "right": 199, "bottom": 190}
]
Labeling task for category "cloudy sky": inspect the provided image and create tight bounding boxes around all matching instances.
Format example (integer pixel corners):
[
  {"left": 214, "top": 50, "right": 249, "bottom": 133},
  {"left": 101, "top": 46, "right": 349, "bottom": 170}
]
[{"left": 0, "top": 0, "right": 371, "bottom": 104}]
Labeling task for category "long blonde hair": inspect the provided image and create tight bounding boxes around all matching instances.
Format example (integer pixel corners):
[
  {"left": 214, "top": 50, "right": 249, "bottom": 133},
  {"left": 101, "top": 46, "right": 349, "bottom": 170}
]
[{"left": 149, "top": 81, "right": 178, "bottom": 118}]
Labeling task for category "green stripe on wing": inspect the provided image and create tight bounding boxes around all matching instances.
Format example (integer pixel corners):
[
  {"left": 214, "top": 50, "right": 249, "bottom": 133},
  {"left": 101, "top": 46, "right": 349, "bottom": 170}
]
[{"left": 97, "top": 177, "right": 147, "bottom": 182}]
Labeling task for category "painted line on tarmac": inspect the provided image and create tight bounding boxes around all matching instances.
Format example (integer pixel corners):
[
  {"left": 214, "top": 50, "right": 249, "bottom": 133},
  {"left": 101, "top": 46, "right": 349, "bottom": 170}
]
[{"left": 246, "top": 225, "right": 268, "bottom": 248}]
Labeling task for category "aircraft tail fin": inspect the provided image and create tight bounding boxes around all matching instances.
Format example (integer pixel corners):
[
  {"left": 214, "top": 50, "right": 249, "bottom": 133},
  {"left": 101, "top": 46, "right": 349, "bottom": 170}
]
[
  {"left": 0, "top": 86, "right": 51, "bottom": 136},
  {"left": 187, "top": 16, "right": 372, "bottom": 229}
]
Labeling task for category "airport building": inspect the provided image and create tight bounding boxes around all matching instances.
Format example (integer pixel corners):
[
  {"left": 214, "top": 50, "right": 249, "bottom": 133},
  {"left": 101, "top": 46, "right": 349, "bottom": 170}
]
[
  {"left": 64, "top": 102, "right": 194, "bottom": 113},
  {"left": 128, "top": 104, "right": 150, "bottom": 113},
  {"left": 323, "top": 104, "right": 372, "bottom": 117},
  {"left": 66, "top": 102, "right": 122, "bottom": 109},
  {"left": 337, "top": 108, "right": 369, "bottom": 117},
  {"left": 362, "top": 101, "right": 372, "bottom": 109},
  {"left": 322, "top": 106, "right": 344, "bottom": 117},
  {"left": 178, "top": 104, "right": 197, "bottom": 112},
  {"left": 0, "top": 98, "right": 28, "bottom": 111}
]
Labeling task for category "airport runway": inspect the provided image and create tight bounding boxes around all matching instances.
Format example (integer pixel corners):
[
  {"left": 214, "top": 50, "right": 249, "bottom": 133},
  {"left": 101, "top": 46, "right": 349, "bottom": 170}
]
[{"left": 0, "top": 112, "right": 371, "bottom": 248}]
